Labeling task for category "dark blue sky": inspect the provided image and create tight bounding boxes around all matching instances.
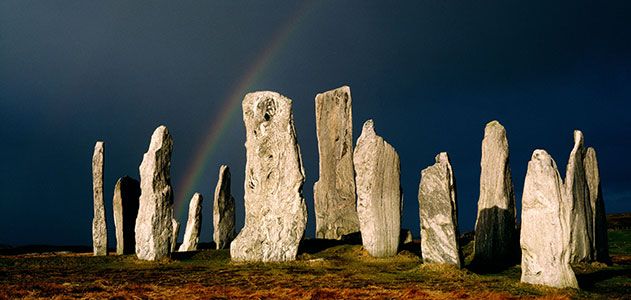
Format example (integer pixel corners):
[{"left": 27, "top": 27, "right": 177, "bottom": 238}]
[{"left": 1, "top": 1, "right": 630, "bottom": 246}]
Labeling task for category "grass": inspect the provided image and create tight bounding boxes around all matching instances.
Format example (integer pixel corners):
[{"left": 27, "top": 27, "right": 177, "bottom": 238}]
[{"left": 0, "top": 232, "right": 629, "bottom": 299}]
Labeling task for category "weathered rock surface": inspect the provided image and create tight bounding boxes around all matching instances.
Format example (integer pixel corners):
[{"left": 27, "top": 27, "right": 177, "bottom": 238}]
[
  {"left": 473, "top": 120, "right": 517, "bottom": 267},
  {"left": 520, "top": 150, "right": 578, "bottom": 289},
  {"left": 178, "top": 193, "right": 203, "bottom": 252},
  {"left": 583, "top": 147, "right": 609, "bottom": 262},
  {"left": 171, "top": 218, "right": 180, "bottom": 253},
  {"left": 135, "top": 125, "right": 174, "bottom": 261},
  {"left": 313, "top": 86, "right": 360, "bottom": 240},
  {"left": 230, "top": 91, "right": 307, "bottom": 262},
  {"left": 354, "top": 120, "right": 401, "bottom": 258},
  {"left": 213, "top": 165, "right": 236, "bottom": 250},
  {"left": 563, "top": 130, "right": 593, "bottom": 263},
  {"left": 418, "top": 152, "right": 462, "bottom": 267},
  {"left": 92, "top": 141, "right": 107, "bottom": 256},
  {"left": 113, "top": 176, "right": 140, "bottom": 255}
]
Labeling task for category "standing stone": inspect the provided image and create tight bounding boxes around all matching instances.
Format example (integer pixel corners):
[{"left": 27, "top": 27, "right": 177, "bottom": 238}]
[
  {"left": 418, "top": 152, "right": 462, "bottom": 267},
  {"left": 230, "top": 91, "right": 307, "bottom": 262},
  {"left": 473, "top": 120, "right": 517, "bottom": 267},
  {"left": 354, "top": 120, "right": 401, "bottom": 258},
  {"left": 92, "top": 141, "right": 107, "bottom": 256},
  {"left": 135, "top": 125, "right": 174, "bottom": 261},
  {"left": 112, "top": 176, "right": 140, "bottom": 255},
  {"left": 171, "top": 218, "right": 180, "bottom": 253},
  {"left": 313, "top": 86, "right": 360, "bottom": 240},
  {"left": 563, "top": 130, "right": 593, "bottom": 263},
  {"left": 213, "top": 165, "right": 236, "bottom": 250},
  {"left": 520, "top": 150, "right": 578, "bottom": 289},
  {"left": 178, "top": 193, "right": 203, "bottom": 252},
  {"left": 583, "top": 147, "right": 609, "bottom": 263}
]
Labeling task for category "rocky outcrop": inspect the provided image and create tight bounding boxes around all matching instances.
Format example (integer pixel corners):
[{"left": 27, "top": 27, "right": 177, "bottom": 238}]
[
  {"left": 92, "top": 141, "right": 107, "bottom": 256},
  {"left": 213, "top": 165, "right": 236, "bottom": 250},
  {"left": 583, "top": 147, "right": 609, "bottom": 263},
  {"left": 135, "top": 125, "right": 174, "bottom": 261},
  {"left": 178, "top": 193, "right": 203, "bottom": 252},
  {"left": 418, "top": 152, "right": 462, "bottom": 267},
  {"left": 230, "top": 91, "right": 307, "bottom": 262},
  {"left": 473, "top": 120, "right": 517, "bottom": 267},
  {"left": 171, "top": 218, "right": 180, "bottom": 253},
  {"left": 563, "top": 130, "right": 593, "bottom": 263},
  {"left": 313, "top": 86, "right": 360, "bottom": 240},
  {"left": 113, "top": 176, "right": 140, "bottom": 255},
  {"left": 354, "top": 120, "right": 401, "bottom": 258},
  {"left": 520, "top": 150, "right": 578, "bottom": 289}
]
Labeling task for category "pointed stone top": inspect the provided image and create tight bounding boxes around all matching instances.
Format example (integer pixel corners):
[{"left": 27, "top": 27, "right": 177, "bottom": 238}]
[
  {"left": 435, "top": 152, "right": 450, "bottom": 164},
  {"left": 531, "top": 149, "right": 559, "bottom": 169},
  {"left": 573, "top": 130, "right": 584, "bottom": 147},
  {"left": 94, "top": 141, "right": 104, "bottom": 148},
  {"left": 219, "top": 164, "right": 229, "bottom": 172},
  {"left": 361, "top": 119, "right": 375, "bottom": 135},
  {"left": 485, "top": 120, "right": 503, "bottom": 128},
  {"left": 192, "top": 192, "right": 202, "bottom": 199},
  {"left": 148, "top": 125, "right": 170, "bottom": 150},
  {"left": 485, "top": 120, "right": 506, "bottom": 133}
]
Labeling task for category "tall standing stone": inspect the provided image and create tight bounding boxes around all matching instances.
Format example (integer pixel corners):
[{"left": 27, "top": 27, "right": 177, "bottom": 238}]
[
  {"left": 563, "top": 130, "right": 593, "bottom": 263},
  {"left": 473, "top": 120, "right": 517, "bottom": 267},
  {"left": 178, "top": 193, "right": 203, "bottom": 252},
  {"left": 313, "top": 86, "right": 360, "bottom": 240},
  {"left": 92, "top": 141, "right": 107, "bottom": 256},
  {"left": 171, "top": 218, "right": 180, "bottom": 253},
  {"left": 520, "top": 150, "right": 578, "bottom": 289},
  {"left": 113, "top": 176, "right": 140, "bottom": 255},
  {"left": 135, "top": 125, "right": 174, "bottom": 261},
  {"left": 354, "top": 120, "right": 401, "bottom": 258},
  {"left": 213, "top": 165, "right": 236, "bottom": 250},
  {"left": 230, "top": 91, "right": 307, "bottom": 262},
  {"left": 583, "top": 147, "right": 609, "bottom": 263},
  {"left": 418, "top": 152, "right": 462, "bottom": 267}
]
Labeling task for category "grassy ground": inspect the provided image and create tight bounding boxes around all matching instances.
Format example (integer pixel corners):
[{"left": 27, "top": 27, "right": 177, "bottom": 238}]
[{"left": 1, "top": 232, "right": 629, "bottom": 299}]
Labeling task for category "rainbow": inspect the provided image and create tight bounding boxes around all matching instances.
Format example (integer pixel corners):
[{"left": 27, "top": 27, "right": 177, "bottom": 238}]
[{"left": 174, "top": 2, "right": 314, "bottom": 220}]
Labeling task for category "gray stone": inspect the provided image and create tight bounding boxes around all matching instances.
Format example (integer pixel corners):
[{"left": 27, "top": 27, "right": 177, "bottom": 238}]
[
  {"left": 401, "top": 229, "right": 413, "bottom": 245},
  {"left": 135, "top": 125, "right": 174, "bottom": 261},
  {"left": 520, "top": 150, "right": 578, "bottom": 289},
  {"left": 418, "top": 152, "right": 462, "bottom": 267},
  {"left": 313, "top": 86, "right": 360, "bottom": 240},
  {"left": 563, "top": 130, "right": 593, "bottom": 263},
  {"left": 230, "top": 91, "right": 307, "bottom": 262},
  {"left": 473, "top": 120, "right": 517, "bottom": 267},
  {"left": 213, "top": 165, "right": 236, "bottom": 250},
  {"left": 171, "top": 218, "right": 180, "bottom": 253},
  {"left": 113, "top": 176, "right": 140, "bottom": 255},
  {"left": 583, "top": 147, "right": 609, "bottom": 263},
  {"left": 354, "top": 120, "right": 401, "bottom": 258},
  {"left": 92, "top": 141, "right": 107, "bottom": 256},
  {"left": 178, "top": 193, "right": 203, "bottom": 252}
]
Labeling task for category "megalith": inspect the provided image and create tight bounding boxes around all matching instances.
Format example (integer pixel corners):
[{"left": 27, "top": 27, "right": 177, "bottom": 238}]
[
  {"left": 583, "top": 147, "right": 609, "bottom": 263},
  {"left": 113, "top": 176, "right": 140, "bottom": 255},
  {"left": 178, "top": 193, "right": 203, "bottom": 252},
  {"left": 92, "top": 141, "right": 107, "bottom": 256},
  {"left": 213, "top": 165, "right": 236, "bottom": 250}
]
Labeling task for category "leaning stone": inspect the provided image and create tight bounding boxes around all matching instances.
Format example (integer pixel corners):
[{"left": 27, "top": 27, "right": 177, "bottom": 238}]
[
  {"left": 418, "top": 152, "right": 462, "bottom": 267},
  {"left": 113, "top": 176, "right": 140, "bottom": 255},
  {"left": 473, "top": 120, "right": 518, "bottom": 267},
  {"left": 178, "top": 193, "right": 203, "bottom": 252},
  {"left": 135, "top": 125, "right": 175, "bottom": 261},
  {"left": 313, "top": 86, "right": 360, "bottom": 240},
  {"left": 583, "top": 147, "right": 609, "bottom": 263},
  {"left": 354, "top": 120, "right": 401, "bottom": 258},
  {"left": 230, "top": 91, "right": 307, "bottom": 262},
  {"left": 92, "top": 141, "right": 107, "bottom": 256},
  {"left": 520, "top": 150, "right": 578, "bottom": 289},
  {"left": 171, "top": 218, "right": 180, "bottom": 253},
  {"left": 563, "top": 130, "right": 593, "bottom": 263},
  {"left": 213, "top": 165, "right": 236, "bottom": 250}
]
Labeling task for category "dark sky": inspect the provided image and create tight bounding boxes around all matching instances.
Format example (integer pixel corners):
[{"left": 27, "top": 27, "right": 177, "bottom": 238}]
[{"left": 1, "top": 1, "right": 630, "bottom": 246}]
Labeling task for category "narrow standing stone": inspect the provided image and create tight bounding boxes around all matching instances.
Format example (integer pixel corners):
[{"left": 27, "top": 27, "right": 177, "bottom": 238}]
[
  {"left": 230, "top": 91, "right": 307, "bottom": 262},
  {"left": 171, "top": 218, "right": 180, "bottom": 253},
  {"left": 354, "top": 120, "right": 401, "bottom": 258},
  {"left": 583, "top": 147, "right": 609, "bottom": 263},
  {"left": 520, "top": 150, "right": 578, "bottom": 289},
  {"left": 563, "top": 130, "right": 593, "bottom": 263},
  {"left": 113, "top": 176, "right": 140, "bottom": 255},
  {"left": 213, "top": 165, "right": 236, "bottom": 250},
  {"left": 418, "top": 152, "right": 462, "bottom": 267},
  {"left": 135, "top": 125, "right": 174, "bottom": 261},
  {"left": 178, "top": 193, "right": 203, "bottom": 252},
  {"left": 313, "top": 86, "right": 360, "bottom": 240},
  {"left": 92, "top": 141, "right": 107, "bottom": 256},
  {"left": 473, "top": 120, "right": 517, "bottom": 267}
]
